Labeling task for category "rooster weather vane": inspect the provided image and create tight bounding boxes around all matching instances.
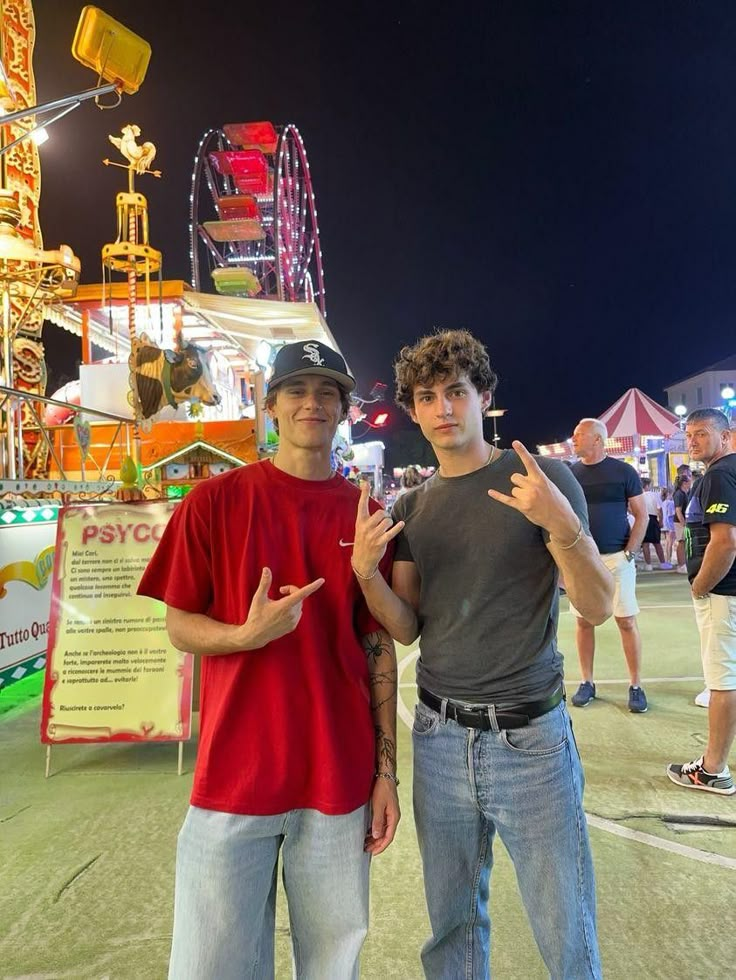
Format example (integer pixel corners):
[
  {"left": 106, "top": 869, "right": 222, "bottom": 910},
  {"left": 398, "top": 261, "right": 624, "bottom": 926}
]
[{"left": 104, "top": 123, "right": 161, "bottom": 191}]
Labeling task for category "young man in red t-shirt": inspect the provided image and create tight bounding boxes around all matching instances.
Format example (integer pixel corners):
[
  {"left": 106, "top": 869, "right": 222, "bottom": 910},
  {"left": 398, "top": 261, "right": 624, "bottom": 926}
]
[{"left": 138, "top": 341, "right": 399, "bottom": 979}]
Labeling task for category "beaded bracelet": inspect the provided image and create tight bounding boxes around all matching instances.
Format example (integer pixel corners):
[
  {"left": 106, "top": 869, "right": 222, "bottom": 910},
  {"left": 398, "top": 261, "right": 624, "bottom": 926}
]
[
  {"left": 375, "top": 771, "right": 400, "bottom": 787},
  {"left": 351, "top": 561, "right": 379, "bottom": 581},
  {"left": 555, "top": 518, "right": 584, "bottom": 551}
]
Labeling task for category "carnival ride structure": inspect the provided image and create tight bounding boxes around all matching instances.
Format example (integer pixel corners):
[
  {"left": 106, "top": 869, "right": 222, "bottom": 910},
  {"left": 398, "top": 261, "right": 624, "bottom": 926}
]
[
  {"left": 190, "top": 121, "right": 325, "bottom": 313},
  {"left": 0, "top": 4, "right": 351, "bottom": 509},
  {"left": 0, "top": 4, "right": 153, "bottom": 494},
  {"left": 3, "top": 110, "right": 340, "bottom": 498}
]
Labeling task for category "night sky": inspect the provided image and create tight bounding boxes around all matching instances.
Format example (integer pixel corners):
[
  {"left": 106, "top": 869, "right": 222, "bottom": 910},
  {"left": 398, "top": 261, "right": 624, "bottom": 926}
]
[{"left": 32, "top": 1, "right": 736, "bottom": 456}]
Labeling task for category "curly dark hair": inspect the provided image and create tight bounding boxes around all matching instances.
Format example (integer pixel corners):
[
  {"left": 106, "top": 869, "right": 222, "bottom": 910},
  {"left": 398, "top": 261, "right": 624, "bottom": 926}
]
[{"left": 394, "top": 329, "right": 498, "bottom": 413}]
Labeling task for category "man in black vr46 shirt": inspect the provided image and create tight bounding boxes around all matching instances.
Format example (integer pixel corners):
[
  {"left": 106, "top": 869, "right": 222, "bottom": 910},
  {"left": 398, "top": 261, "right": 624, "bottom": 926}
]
[{"left": 667, "top": 409, "right": 736, "bottom": 795}]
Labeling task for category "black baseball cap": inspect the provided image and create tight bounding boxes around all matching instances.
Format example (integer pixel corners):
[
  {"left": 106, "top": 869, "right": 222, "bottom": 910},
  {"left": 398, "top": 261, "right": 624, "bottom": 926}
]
[{"left": 268, "top": 340, "right": 356, "bottom": 393}]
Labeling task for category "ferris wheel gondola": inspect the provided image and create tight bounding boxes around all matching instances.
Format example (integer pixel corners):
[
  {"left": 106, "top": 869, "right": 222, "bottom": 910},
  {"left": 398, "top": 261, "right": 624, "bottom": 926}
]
[{"left": 189, "top": 121, "right": 326, "bottom": 314}]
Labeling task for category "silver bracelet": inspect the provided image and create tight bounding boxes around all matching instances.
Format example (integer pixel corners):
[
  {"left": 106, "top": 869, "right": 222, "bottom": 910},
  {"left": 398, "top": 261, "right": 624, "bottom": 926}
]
[
  {"left": 351, "top": 561, "right": 379, "bottom": 581},
  {"left": 375, "top": 771, "right": 400, "bottom": 787},
  {"left": 555, "top": 518, "right": 584, "bottom": 551}
]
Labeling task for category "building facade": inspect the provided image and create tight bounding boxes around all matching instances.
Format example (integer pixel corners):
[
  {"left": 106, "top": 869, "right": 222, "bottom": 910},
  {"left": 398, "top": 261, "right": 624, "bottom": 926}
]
[{"left": 664, "top": 354, "right": 736, "bottom": 414}]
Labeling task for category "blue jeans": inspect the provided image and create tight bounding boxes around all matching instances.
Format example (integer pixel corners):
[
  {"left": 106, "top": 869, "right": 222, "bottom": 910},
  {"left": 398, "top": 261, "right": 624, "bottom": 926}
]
[
  {"left": 168, "top": 804, "right": 370, "bottom": 980},
  {"left": 413, "top": 699, "right": 601, "bottom": 979}
]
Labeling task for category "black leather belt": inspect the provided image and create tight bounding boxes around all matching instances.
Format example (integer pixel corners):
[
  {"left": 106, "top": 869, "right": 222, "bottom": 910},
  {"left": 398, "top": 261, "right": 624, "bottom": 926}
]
[{"left": 418, "top": 687, "right": 563, "bottom": 731}]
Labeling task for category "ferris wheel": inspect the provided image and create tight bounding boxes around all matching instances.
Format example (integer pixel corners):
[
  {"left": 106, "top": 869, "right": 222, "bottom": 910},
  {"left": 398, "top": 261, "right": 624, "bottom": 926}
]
[{"left": 189, "top": 121, "right": 326, "bottom": 314}]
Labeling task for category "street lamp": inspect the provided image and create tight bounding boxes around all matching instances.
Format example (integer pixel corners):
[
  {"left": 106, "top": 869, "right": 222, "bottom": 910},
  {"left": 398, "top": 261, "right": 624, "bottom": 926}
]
[
  {"left": 721, "top": 386, "right": 736, "bottom": 426},
  {"left": 674, "top": 404, "right": 687, "bottom": 430},
  {"left": 485, "top": 393, "right": 507, "bottom": 444}
]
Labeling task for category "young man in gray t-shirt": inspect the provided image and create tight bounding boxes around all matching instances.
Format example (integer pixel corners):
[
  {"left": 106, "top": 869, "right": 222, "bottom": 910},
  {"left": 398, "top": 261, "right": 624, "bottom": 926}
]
[{"left": 350, "top": 329, "right": 613, "bottom": 979}]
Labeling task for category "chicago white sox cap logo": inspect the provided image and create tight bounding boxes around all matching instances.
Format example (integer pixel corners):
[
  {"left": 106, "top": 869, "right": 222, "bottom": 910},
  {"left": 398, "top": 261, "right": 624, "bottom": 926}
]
[
  {"left": 267, "top": 340, "right": 356, "bottom": 392},
  {"left": 302, "top": 342, "right": 325, "bottom": 366}
]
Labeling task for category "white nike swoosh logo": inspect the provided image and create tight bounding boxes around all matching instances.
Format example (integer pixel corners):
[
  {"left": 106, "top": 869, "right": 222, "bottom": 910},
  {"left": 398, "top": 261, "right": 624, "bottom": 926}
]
[{"left": 339, "top": 539, "right": 354, "bottom": 547}]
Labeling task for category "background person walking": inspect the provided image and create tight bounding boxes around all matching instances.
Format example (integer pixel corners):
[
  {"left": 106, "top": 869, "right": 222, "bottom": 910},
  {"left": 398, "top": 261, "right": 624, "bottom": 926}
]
[
  {"left": 673, "top": 472, "right": 692, "bottom": 573},
  {"left": 660, "top": 486, "right": 676, "bottom": 565},
  {"left": 641, "top": 477, "right": 672, "bottom": 570}
]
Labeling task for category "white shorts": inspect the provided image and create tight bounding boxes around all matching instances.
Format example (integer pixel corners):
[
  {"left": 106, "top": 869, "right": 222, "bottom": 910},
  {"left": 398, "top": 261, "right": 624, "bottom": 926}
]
[
  {"left": 693, "top": 593, "right": 736, "bottom": 691},
  {"left": 569, "top": 550, "right": 639, "bottom": 620},
  {"left": 674, "top": 524, "right": 685, "bottom": 542}
]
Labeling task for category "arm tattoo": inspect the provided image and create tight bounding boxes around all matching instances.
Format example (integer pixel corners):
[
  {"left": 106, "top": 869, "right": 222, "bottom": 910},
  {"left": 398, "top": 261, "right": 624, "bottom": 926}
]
[
  {"left": 363, "top": 630, "right": 392, "bottom": 664},
  {"left": 370, "top": 669, "right": 397, "bottom": 709},
  {"left": 363, "top": 631, "right": 398, "bottom": 769},
  {"left": 374, "top": 725, "right": 397, "bottom": 772}
]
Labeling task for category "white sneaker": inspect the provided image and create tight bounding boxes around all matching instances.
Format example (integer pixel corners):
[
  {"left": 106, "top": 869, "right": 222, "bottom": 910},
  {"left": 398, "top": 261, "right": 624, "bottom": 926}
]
[
  {"left": 644, "top": 564, "right": 653, "bottom": 572},
  {"left": 695, "top": 689, "right": 710, "bottom": 708},
  {"left": 660, "top": 562, "right": 673, "bottom": 570},
  {"left": 677, "top": 565, "right": 688, "bottom": 575}
]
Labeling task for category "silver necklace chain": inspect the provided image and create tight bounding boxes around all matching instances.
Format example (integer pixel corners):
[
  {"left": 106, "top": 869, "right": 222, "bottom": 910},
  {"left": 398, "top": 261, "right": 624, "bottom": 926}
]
[{"left": 440, "top": 446, "right": 498, "bottom": 478}]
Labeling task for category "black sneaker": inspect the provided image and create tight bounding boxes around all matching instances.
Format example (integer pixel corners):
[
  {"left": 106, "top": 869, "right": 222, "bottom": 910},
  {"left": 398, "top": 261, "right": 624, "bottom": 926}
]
[
  {"left": 628, "top": 686, "right": 648, "bottom": 713},
  {"left": 666, "top": 757, "right": 735, "bottom": 795},
  {"left": 571, "top": 681, "right": 596, "bottom": 707}
]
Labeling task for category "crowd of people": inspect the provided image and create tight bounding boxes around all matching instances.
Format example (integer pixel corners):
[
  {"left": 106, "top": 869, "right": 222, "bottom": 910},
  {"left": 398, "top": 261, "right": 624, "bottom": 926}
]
[
  {"left": 137, "top": 331, "right": 735, "bottom": 980},
  {"left": 635, "top": 470, "right": 698, "bottom": 573}
]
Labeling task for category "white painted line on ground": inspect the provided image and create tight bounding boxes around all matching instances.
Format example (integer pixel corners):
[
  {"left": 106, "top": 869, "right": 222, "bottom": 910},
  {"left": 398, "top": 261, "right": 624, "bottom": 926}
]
[
  {"left": 585, "top": 814, "right": 736, "bottom": 871},
  {"left": 397, "top": 650, "right": 420, "bottom": 729},
  {"left": 638, "top": 603, "right": 693, "bottom": 609},
  {"left": 565, "top": 603, "right": 692, "bottom": 612},
  {"left": 591, "top": 676, "right": 703, "bottom": 686},
  {"left": 397, "top": 689, "right": 414, "bottom": 729}
]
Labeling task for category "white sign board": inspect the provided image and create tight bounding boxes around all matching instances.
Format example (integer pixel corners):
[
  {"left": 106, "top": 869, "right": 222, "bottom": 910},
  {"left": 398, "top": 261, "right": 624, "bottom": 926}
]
[{"left": 0, "top": 520, "right": 56, "bottom": 688}]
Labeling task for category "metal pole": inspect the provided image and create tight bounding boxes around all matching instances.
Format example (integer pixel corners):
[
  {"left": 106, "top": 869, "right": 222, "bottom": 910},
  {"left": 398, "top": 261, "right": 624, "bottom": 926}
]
[
  {"left": 1, "top": 282, "right": 15, "bottom": 478},
  {"left": 254, "top": 370, "right": 267, "bottom": 449},
  {"left": 0, "top": 101, "right": 80, "bottom": 157},
  {"left": 0, "top": 83, "right": 119, "bottom": 127}
]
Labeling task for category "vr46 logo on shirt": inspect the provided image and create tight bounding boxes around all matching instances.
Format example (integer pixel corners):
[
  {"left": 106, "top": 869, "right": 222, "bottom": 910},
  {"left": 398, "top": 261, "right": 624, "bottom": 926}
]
[{"left": 705, "top": 503, "right": 729, "bottom": 514}]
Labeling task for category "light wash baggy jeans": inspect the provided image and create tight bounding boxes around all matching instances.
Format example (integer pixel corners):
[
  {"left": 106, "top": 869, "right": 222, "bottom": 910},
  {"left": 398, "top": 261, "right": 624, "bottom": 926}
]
[
  {"left": 168, "top": 803, "right": 371, "bottom": 980},
  {"left": 413, "top": 699, "right": 601, "bottom": 980}
]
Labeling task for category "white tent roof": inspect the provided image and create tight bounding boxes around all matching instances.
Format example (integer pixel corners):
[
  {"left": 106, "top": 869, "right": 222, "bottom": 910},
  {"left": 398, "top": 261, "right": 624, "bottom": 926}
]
[{"left": 45, "top": 282, "right": 345, "bottom": 374}]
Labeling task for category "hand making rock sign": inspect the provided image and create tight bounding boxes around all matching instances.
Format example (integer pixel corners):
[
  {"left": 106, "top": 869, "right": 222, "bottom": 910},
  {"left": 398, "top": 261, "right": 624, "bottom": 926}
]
[
  {"left": 488, "top": 439, "right": 580, "bottom": 539},
  {"left": 352, "top": 481, "right": 405, "bottom": 579}
]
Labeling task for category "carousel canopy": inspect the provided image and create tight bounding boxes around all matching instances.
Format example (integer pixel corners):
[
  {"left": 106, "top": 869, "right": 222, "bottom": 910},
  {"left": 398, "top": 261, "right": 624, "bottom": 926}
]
[
  {"left": 598, "top": 387, "right": 680, "bottom": 439},
  {"left": 45, "top": 281, "right": 343, "bottom": 377}
]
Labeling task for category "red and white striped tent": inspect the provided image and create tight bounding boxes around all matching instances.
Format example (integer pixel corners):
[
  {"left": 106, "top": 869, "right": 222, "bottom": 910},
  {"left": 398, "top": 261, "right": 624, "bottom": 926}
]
[{"left": 599, "top": 387, "right": 680, "bottom": 439}]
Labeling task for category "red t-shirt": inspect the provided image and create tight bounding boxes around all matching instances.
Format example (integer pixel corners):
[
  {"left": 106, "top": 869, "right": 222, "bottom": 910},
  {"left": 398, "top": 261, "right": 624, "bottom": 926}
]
[{"left": 137, "top": 461, "right": 390, "bottom": 816}]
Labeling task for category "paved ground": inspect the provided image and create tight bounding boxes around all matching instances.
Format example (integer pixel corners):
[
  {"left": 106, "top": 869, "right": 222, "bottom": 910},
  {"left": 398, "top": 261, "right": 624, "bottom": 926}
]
[{"left": 1, "top": 571, "right": 733, "bottom": 979}]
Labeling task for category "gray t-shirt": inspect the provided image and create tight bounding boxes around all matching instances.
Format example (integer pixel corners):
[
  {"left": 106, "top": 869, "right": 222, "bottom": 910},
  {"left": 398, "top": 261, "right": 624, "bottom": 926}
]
[{"left": 391, "top": 450, "right": 589, "bottom": 706}]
